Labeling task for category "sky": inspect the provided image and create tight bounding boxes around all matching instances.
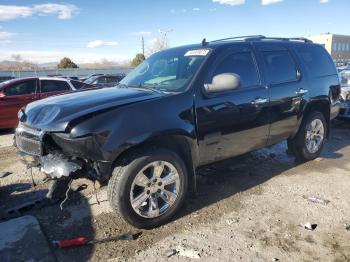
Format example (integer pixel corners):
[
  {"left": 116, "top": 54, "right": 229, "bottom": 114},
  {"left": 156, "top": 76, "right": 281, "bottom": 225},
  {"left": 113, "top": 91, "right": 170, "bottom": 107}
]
[{"left": 0, "top": 0, "right": 349, "bottom": 64}]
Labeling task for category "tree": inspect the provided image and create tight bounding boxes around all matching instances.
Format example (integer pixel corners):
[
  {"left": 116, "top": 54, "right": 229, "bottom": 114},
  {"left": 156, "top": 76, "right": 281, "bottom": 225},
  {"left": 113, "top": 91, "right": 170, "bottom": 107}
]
[
  {"left": 57, "top": 57, "right": 79, "bottom": 69},
  {"left": 130, "top": 53, "right": 145, "bottom": 67}
]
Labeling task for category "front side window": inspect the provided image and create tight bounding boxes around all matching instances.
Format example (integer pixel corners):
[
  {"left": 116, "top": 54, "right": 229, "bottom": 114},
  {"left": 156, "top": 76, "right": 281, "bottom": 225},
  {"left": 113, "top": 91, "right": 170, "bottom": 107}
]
[
  {"left": 41, "top": 80, "right": 71, "bottom": 93},
  {"left": 120, "top": 47, "right": 207, "bottom": 92},
  {"left": 210, "top": 52, "right": 259, "bottom": 88},
  {"left": 262, "top": 50, "right": 297, "bottom": 84},
  {"left": 4, "top": 80, "right": 37, "bottom": 96}
]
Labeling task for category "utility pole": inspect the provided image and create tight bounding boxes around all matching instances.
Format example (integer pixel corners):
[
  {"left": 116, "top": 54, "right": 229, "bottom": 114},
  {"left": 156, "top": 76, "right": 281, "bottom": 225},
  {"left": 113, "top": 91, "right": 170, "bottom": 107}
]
[{"left": 142, "top": 36, "right": 145, "bottom": 56}]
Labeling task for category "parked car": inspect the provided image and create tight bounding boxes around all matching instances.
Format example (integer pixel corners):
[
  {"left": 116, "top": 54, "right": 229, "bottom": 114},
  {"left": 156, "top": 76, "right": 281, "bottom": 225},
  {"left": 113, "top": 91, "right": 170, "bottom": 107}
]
[
  {"left": 79, "top": 73, "right": 104, "bottom": 82},
  {"left": 15, "top": 36, "right": 340, "bottom": 228},
  {"left": 83, "top": 73, "right": 125, "bottom": 88},
  {"left": 338, "top": 70, "right": 350, "bottom": 119},
  {"left": 0, "top": 77, "right": 89, "bottom": 129}
]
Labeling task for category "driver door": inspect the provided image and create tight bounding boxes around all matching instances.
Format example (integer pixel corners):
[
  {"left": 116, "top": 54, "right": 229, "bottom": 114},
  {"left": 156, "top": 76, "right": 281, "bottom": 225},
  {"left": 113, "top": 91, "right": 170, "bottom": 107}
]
[{"left": 195, "top": 45, "right": 270, "bottom": 165}]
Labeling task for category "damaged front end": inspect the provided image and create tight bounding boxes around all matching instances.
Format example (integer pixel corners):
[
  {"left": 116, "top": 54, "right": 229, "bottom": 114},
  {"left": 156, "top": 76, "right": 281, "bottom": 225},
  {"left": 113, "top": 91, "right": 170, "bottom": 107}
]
[{"left": 15, "top": 122, "right": 112, "bottom": 199}]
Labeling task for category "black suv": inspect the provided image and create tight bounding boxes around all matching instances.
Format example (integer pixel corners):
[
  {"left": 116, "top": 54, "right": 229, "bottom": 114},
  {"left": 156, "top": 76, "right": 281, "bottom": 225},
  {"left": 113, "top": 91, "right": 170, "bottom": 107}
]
[{"left": 15, "top": 36, "right": 340, "bottom": 228}]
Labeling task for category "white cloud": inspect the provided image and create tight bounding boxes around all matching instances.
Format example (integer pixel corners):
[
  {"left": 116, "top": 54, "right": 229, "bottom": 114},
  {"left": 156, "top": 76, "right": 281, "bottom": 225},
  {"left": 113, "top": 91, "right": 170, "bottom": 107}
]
[
  {"left": 261, "top": 0, "right": 283, "bottom": 5},
  {"left": 212, "top": 0, "right": 245, "bottom": 6},
  {"left": 131, "top": 31, "right": 152, "bottom": 36},
  {"left": 86, "top": 40, "right": 118, "bottom": 48},
  {"left": 0, "top": 3, "right": 78, "bottom": 21},
  {"left": 193, "top": 7, "right": 200, "bottom": 11},
  {"left": 0, "top": 31, "right": 15, "bottom": 44},
  {"left": 320, "top": 0, "right": 329, "bottom": 3}
]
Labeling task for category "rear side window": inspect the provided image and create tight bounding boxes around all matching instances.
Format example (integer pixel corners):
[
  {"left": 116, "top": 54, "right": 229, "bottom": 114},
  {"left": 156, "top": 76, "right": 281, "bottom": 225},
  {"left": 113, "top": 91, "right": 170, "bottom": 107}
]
[
  {"left": 295, "top": 44, "right": 336, "bottom": 77},
  {"left": 4, "top": 80, "right": 37, "bottom": 96},
  {"left": 262, "top": 50, "right": 297, "bottom": 84},
  {"left": 71, "top": 80, "right": 84, "bottom": 89},
  {"left": 41, "top": 80, "right": 71, "bottom": 93},
  {"left": 212, "top": 52, "right": 259, "bottom": 88}
]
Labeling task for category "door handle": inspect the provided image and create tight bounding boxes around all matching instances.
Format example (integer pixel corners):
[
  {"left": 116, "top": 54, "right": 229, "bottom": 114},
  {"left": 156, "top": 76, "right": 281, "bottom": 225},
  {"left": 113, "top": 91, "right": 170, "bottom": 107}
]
[
  {"left": 296, "top": 88, "right": 308, "bottom": 96},
  {"left": 251, "top": 98, "right": 268, "bottom": 105}
]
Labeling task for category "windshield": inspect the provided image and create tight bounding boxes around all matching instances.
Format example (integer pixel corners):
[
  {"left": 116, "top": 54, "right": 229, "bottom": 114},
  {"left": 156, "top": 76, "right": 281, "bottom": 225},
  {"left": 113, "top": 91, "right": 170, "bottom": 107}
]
[{"left": 120, "top": 47, "right": 209, "bottom": 92}]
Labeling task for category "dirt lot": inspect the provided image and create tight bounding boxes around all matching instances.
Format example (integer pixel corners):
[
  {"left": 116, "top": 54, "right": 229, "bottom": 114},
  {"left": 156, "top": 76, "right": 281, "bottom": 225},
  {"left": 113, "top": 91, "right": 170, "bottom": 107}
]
[{"left": 1, "top": 121, "right": 350, "bottom": 262}]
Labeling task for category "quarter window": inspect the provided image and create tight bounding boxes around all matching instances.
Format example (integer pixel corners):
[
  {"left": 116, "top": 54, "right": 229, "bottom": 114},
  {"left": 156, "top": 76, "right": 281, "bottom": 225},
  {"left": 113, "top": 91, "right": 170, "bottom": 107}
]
[
  {"left": 211, "top": 52, "right": 259, "bottom": 88},
  {"left": 41, "top": 80, "right": 71, "bottom": 93},
  {"left": 262, "top": 50, "right": 298, "bottom": 84},
  {"left": 295, "top": 44, "right": 336, "bottom": 77},
  {"left": 4, "top": 80, "right": 37, "bottom": 96}
]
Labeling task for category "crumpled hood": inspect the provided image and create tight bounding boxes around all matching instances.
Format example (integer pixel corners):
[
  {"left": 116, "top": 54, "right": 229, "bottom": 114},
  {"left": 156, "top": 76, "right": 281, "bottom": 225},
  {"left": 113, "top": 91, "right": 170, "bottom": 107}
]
[{"left": 23, "top": 87, "right": 161, "bottom": 131}]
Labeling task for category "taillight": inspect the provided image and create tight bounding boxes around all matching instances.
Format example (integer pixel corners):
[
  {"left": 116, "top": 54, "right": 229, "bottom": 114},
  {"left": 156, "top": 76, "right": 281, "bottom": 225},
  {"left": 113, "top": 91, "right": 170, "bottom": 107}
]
[{"left": 0, "top": 91, "right": 5, "bottom": 98}]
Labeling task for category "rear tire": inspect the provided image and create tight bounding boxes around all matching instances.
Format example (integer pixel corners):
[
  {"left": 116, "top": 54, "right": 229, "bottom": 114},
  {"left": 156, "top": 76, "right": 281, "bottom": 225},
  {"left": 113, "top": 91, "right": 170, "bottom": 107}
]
[
  {"left": 288, "top": 111, "right": 327, "bottom": 162},
  {"left": 107, "top": 147, "right": 188, "bottom": 229}
]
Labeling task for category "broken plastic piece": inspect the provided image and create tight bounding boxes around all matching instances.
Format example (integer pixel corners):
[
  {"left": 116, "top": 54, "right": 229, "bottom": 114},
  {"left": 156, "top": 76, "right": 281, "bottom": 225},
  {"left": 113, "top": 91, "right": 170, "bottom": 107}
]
[
  {"left": 303, "top": 222, "right": 317, "bottom": 231},
  {"left": 40, "top": 154, "right": 82, "bottom": 179},
  {"left": 303, "top": 195, "right": 330, "bottom": 205}
]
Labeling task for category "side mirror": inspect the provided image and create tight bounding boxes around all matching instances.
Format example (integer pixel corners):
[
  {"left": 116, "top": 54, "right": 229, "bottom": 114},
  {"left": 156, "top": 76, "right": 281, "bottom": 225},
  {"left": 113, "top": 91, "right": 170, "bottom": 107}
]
[{"left": 204, "top": 73, "right": 240, "bottom": 93}]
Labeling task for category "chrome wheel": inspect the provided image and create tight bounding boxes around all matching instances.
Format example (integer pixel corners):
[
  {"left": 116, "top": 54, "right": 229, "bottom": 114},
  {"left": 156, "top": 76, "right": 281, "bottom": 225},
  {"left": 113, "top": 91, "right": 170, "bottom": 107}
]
[
  {"left": 305, "top": 119, "right": 324, "bottom": 154},
  {"left": 130, "top": 161, "right": 180, "bottom": 218}
]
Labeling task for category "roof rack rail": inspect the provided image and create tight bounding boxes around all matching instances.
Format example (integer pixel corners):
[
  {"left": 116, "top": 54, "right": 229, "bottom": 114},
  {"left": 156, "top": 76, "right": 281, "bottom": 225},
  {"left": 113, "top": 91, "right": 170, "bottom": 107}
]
[
  {"left": 260, "top": 37, "right": 313, "bottom": 43},
  {"left": 209, "top": 35, "right": 266, "bottom": 43},
  {"left": 204, "top": 35, "right": 313, "bottom": 45}
]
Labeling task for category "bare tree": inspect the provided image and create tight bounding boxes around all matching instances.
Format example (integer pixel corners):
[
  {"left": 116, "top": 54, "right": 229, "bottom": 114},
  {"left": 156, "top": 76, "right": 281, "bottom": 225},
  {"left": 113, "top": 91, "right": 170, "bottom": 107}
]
[{"left": 146, "top": 29, "right": 173, "bottom": 56}]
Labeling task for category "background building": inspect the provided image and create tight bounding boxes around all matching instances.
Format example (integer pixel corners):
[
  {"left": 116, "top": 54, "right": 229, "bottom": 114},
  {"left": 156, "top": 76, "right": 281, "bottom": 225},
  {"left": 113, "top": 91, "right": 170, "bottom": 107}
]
[{"left": 308, "top": 33, "right": 350, "bottom": 64}]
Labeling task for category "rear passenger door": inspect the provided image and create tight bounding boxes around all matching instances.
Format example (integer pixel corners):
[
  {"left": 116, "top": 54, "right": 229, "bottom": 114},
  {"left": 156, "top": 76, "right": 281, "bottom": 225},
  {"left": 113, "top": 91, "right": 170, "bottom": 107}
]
[
  {"left": 40, "top": 80, "right": 72, "bottom": 99},
  {"left": 254, "top": 43, "right": 305, "bottom": 144},
  {"left": 196, "top": 45, "right": 270, "bottom": 165}
]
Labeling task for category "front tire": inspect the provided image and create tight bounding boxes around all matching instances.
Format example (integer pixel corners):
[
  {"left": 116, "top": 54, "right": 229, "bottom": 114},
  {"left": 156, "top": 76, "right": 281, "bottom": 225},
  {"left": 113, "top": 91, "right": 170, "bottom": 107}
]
[
  {"left": 107, "top": 147, "right": 188, "bottom": 229},
  {"left": 289, "top": 111, "right": 327, "bottom": 162}
]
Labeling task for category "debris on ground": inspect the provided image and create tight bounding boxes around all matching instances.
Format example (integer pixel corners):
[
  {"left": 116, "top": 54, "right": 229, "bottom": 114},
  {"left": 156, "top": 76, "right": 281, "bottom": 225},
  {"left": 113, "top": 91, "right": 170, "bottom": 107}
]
[
  {"left": 303, "top": 195, "right": 330, "bottom": 205},
  {"left": 0, "top": 171, "right": 12, "bottom": 178},
  {"left": 302, "top": 222, "right": 317, "bottom": 231},
  {"left": 345, "top": 224, "right": 350, "bottom": 231},
  {"left": 166, "top": 249, "right": 179, "bottom": 258},
  {"left": 176, "top": 245, "right": 201, "bottom": 259},
  {"left": 54, "top": 232, "right": 142, "bottom": 248},
  {"left": 226, "top": 218, "right": 240, "bottom": 225},
  {"left": 272, "top": 258, "right": 279, "bottom": 262}
]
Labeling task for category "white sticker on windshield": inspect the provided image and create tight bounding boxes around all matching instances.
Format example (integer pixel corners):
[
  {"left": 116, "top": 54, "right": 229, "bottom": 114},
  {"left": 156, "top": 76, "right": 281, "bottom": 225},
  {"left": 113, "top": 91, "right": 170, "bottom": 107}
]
[{"left": 184, "top": 49, "right": 210, "bottom": 57}]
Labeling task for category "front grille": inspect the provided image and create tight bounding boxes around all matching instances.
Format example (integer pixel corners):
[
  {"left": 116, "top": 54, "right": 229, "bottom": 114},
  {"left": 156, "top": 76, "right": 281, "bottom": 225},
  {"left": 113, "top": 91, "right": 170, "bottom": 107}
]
[{"left": 15, "top": 123, "right": 43, "bottom": 156}]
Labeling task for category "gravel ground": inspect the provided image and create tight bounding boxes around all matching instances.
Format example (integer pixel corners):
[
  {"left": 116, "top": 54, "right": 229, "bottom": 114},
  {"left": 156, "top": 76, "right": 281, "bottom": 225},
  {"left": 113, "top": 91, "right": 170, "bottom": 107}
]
[{"left": 0, "top": 121, "right": 350, "bottom": 261}]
